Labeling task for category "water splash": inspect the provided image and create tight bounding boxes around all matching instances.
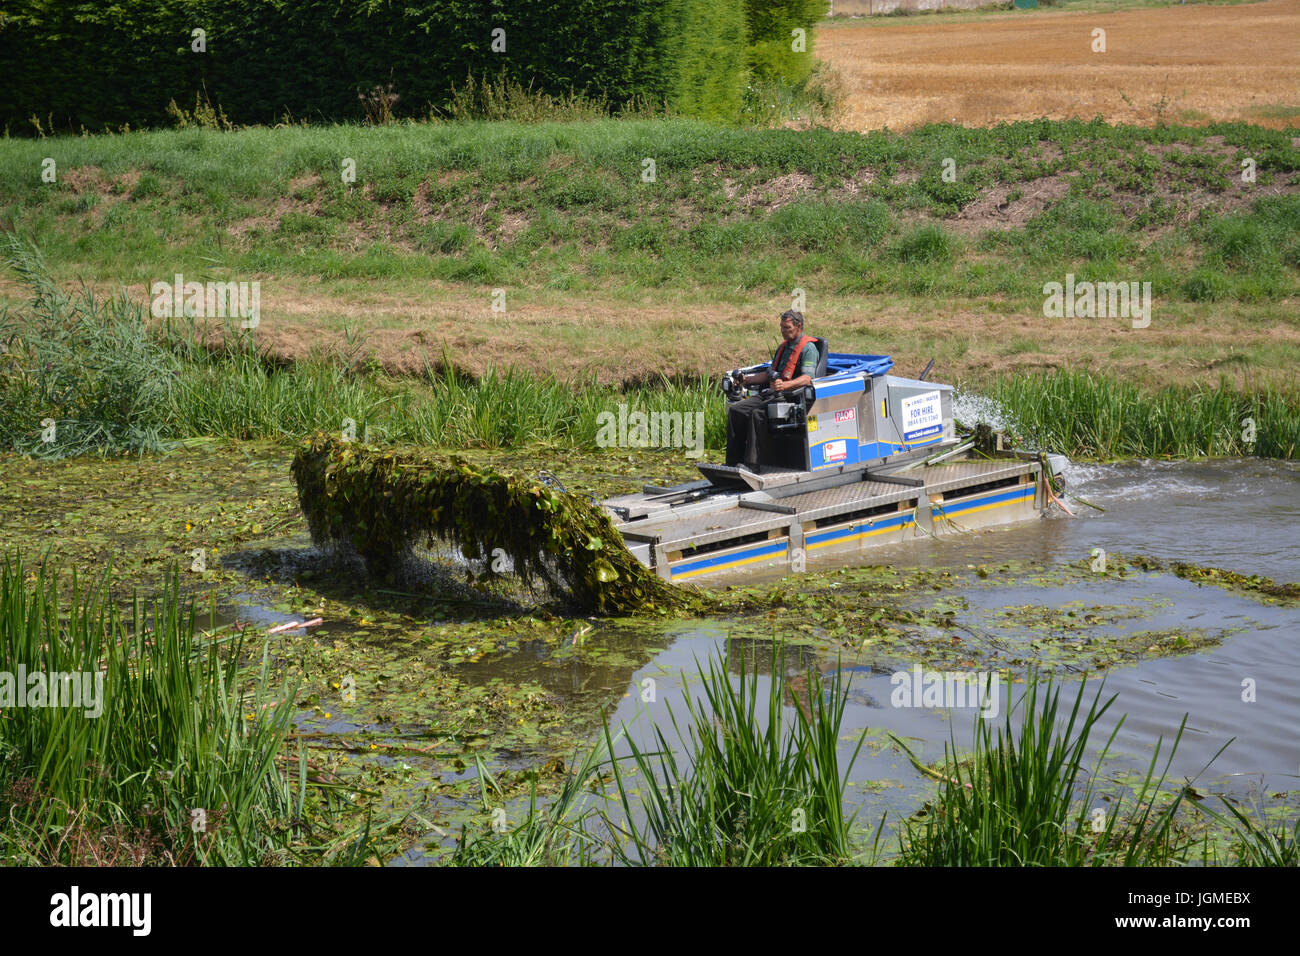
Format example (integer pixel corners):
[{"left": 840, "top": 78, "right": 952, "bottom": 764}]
[{"left": 952, "top": 390, "right": 1021, "bottom": 434}]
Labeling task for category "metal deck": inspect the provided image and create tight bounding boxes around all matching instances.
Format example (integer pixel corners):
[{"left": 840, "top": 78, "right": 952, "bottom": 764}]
[{"left": 610, "top": 455, "right": 1045, "bottom": 583}]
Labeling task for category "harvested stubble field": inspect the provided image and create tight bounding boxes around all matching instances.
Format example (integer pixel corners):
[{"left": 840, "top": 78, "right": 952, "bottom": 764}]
[{"left": 820, "top": 0, "right": 1300, "bottom": 131}]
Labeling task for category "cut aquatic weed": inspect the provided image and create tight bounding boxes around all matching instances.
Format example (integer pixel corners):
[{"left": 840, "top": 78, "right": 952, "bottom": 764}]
[
  {"left": 598, "top": 645, "right": 871, "bottom": 866},
  {"left": 290, "top": 433, "right": 690, "bottom": 614},
  {"left": 892, "top": 672, "right": 1211, "bottom": 866}
]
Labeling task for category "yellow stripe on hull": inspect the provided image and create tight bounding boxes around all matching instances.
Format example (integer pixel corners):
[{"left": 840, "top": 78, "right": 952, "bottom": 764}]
[
  {"left": 934, "top": 489, "right": 1034, "bottom": 520},
  {"left": 672, "top": 547, "right": 788, "bottom": 580},
  {"left": 807, "top": 520, "right": 913, "bottom": 551}
]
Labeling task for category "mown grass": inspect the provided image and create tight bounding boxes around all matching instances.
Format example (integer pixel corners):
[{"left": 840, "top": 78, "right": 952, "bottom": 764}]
[{"left": 2, "top": 118, "right": 1296, "bottom": 309}]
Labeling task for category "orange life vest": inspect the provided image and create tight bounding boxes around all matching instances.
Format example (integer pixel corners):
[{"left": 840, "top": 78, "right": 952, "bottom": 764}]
[{"left": 773, "top": 334, "right": 816, "bottom": 380}]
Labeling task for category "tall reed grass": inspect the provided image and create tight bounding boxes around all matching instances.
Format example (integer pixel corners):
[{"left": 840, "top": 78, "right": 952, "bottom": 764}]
[
  {"left": 0, "top": 235, "right": 175, "bottom": 458},
  {"left": 451, "top": 745, "right": 612, "bottom": 866},
  {"left": 989, "top": 370, "right": 1299, "bottom": 460},
  {"left": 893, "top": 675, "right": 1204, "bottom": 866},
  {"left": 166, "top": 338, "right": 728, "bottom": 452},
  {"left": 598, "top": 648, "right": 867, "bottom": 866},
  {"left": 0, "top": 556, "right": 306, "bottom": 865},
  {"left": 3, "top": 235, "right": 1295, "bottom": 461},
  {"left": 451, "top": 647, "right": 871, "bottom": 866},
  {"left": 450, "top": 658, "right": 1295, "bottom": 867}
]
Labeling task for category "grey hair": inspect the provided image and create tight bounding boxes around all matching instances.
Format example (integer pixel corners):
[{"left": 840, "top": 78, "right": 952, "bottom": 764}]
[{"left": 779, "top": 309, "right": 804, "bottom": 328}]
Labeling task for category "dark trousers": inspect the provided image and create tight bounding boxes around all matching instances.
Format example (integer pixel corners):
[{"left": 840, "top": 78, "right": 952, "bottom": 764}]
[{"left": 726, "top": 395, "right": 774, "bottom": 468}]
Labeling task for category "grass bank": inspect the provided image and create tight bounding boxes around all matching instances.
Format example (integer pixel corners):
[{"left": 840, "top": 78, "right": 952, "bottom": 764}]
[
  {"left": 7, "top": 118, "right": 1295, "bottom": 301},
  {"left": 2, "top": 238, "right": 1296, "bottom": 461},
  {"left": 2, "top": 116, "right": 1297, "bottom": 392}
]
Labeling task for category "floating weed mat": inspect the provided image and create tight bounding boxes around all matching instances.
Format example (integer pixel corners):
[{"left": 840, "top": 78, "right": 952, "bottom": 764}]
[
  {"left": 1098, "top": 552, "right": 1300, "bottom": 605},
  {"left": 291, "top": 434, "right": 690, "bottom": 615}
]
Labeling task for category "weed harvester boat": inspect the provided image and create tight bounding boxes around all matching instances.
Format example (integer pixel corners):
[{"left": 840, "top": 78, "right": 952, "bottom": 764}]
[
  {"left": 290, "top": 349, "right": 1068, "bottom": 613},
  {"left": 602, "top": 349, "right": 1069, "bottom": 584}
]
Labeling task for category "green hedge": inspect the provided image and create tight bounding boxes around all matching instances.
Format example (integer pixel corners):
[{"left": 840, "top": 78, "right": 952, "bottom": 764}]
[
  {"left": 0, "top": 0, "right": 752, "bottom": 132},
  {"left": 744, "top": 0, "right": 828, "bottom": 84}
]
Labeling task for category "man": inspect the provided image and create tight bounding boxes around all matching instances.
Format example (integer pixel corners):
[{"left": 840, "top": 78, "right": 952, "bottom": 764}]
[{"left": 725, "top": 310, "right": 820, "bottom": 469}]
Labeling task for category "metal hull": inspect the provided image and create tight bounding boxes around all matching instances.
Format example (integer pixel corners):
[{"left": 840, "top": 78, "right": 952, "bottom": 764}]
[
  {"left": 608, "top": 453, "right": 1053, "bottom": 584},
  {"left": 604, "top": 352, "right": 1065, "bottom": 585}
]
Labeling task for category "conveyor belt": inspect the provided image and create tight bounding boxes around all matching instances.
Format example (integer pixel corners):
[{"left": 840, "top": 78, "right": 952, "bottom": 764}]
[{"left": 774, "top": 480, "right": 915, "bottom": 524}]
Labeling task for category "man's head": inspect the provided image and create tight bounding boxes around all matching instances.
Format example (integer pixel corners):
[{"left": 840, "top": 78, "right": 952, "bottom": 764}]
[{"left": 779, "top": 309, "right": 804, "bottom": 342}]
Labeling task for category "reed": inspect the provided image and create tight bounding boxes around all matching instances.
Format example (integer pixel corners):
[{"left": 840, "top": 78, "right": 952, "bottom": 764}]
[
  {"left": 451, "top": 744, "right": 612, "bottom": 866},
  {"left": 893, "top": 674, "right": 1203, "bottom": 866},
  {"left": 168, "top": 348, "right": 727, "bottom": 452},
  {"left": 1196, "top": 798, "right": 1300, "bottom": 866},
  {"left": 5, "top": 237, "right": 1295, "bottom": 462},
  {"left": 599, "top": 647, "right": 868, "bottom": 866},
  {"left": 0, "top": 235, "right": 175, "bottom": 459},
  {"left": 988, "top": 370, "right": 1299, "bottom": 460},
  {"left": 0, "top": 555, "right": 307, "bottom": 865}
]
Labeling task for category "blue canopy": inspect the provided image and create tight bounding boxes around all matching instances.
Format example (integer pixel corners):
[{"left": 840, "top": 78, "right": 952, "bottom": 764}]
[{"left": 822, "top": 353, "right": 894, "bottom": 379}]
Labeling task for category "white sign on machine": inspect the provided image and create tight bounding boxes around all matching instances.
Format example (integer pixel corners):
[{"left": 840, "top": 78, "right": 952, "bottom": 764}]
[{"left": 901, "top": 390, "right": 943, "bottom": 442}]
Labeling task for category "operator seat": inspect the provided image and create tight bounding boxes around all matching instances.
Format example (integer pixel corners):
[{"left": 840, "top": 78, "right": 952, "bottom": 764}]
[
  {"left": 766, "top": 337, "right": 827, "bottom": 434},
  {"left": 811, "top": 337, "right": 828, "bottom": 378}
]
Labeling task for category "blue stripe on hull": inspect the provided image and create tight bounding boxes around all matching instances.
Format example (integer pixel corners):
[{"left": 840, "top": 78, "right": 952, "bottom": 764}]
[
  {"left": 666, "top": 481, "right": 1039, "bottom": 581},
  {"left": 670, "top": 540, "right": 788, "bottom": 580},
  {"left": 806, "top": 511, "right": 913, "bottom": 548},
  {"left": 933, "top": 485, "right": 1034, "bottom": 518}
]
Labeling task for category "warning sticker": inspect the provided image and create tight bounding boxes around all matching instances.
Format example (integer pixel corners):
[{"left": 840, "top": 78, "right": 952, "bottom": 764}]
[
  {"left": 824, "top": 440, "right": 847, "bottom": 463},
  {"left": 901, "top": 390, "right": 943, "bottom": 441}
]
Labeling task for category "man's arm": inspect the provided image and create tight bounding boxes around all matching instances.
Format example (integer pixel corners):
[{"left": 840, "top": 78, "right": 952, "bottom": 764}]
[
  {"left": 772, "top": 342, "right": 818, "bottom": 392},
  {"left": 771, "top": 372, "right": 812, "bottom": 392}
]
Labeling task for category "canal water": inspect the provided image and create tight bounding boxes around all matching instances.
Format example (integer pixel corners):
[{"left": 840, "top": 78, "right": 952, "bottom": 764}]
[
  {"left": 484, "top": 459, "right": 1299, "bottom": 860},
  {"left": 230, "top": 458, "right": 1298, "bottom": 862}
]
